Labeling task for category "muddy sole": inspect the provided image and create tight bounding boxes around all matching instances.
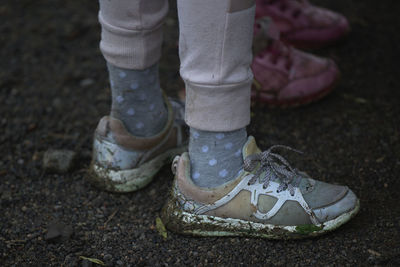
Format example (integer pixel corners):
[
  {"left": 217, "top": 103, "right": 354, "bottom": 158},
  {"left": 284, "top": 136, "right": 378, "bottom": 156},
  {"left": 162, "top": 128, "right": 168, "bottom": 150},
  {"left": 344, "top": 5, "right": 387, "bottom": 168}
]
[
  {"left": 161, "top": 195, "right": 360, "bottom": 239},
  {"left": 86, "top": 146, "right": 187, "bottom": 193}
]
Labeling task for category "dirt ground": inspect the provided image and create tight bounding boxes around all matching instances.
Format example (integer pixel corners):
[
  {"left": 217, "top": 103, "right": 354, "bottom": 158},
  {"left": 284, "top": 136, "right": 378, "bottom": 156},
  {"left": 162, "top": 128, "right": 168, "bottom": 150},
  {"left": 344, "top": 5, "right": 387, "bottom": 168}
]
[{"left": 1, "top": 0, "right": 399, "bottom": 266}]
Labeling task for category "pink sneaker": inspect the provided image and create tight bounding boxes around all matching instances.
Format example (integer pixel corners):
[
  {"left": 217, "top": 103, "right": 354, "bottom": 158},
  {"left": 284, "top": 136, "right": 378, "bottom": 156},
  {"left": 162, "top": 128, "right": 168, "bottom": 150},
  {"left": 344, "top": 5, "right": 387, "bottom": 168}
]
[
  {"left": 255, "top": 0, "right": 350, "bottom": 49},
  {"left": 251, "top": 38, "right": 339, "bottom": 107}
]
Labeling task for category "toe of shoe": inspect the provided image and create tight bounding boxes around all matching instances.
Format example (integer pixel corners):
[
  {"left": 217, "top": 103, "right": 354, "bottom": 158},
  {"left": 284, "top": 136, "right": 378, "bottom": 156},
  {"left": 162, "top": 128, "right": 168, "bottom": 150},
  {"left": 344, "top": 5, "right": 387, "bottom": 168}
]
[{"left": 313, "top": 189, "right": 358, "bottom": 223}]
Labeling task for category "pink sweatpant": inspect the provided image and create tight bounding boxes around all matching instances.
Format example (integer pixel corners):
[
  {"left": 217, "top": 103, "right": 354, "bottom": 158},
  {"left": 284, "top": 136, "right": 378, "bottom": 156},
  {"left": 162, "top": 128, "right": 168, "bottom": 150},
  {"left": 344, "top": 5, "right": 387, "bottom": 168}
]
[{"left": 99, "top": 0, "right": 255, "bottom": 132}]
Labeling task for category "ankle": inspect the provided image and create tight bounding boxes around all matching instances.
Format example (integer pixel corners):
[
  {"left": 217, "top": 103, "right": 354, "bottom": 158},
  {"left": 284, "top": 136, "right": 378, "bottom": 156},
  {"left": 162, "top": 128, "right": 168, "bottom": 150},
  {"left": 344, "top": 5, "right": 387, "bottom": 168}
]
[
  {"left": 107, "top": 62, "right": 168, "bottom": 137},
  {"left": 188, "top": 127, "right": 247, "bottom": 188}
]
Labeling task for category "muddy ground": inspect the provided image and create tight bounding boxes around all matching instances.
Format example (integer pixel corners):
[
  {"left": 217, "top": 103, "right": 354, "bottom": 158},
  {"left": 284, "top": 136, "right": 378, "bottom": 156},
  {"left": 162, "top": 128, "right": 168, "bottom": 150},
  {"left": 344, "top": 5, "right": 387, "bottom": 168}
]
[{"left": 0, "top": 0, "right": 399, "bottom": 266}]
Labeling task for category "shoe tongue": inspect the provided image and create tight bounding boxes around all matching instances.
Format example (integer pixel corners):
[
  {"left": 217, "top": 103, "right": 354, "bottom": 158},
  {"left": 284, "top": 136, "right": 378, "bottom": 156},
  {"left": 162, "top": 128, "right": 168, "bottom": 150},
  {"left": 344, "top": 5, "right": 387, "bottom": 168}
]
[{"left": 242, "top": 136, "right": 261, "bottom": 159}]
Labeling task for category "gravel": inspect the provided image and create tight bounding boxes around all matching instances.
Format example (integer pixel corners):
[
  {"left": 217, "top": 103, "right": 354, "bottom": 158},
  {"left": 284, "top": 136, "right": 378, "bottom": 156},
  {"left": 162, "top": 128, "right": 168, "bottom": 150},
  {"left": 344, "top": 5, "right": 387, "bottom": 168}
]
[{"left": 0, "top": 0, "right": 399, "bottom": 266}]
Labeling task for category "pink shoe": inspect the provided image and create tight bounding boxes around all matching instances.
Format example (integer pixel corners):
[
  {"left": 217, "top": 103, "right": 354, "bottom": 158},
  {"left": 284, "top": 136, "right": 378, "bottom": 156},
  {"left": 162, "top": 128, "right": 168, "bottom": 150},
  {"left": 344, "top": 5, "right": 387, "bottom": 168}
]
[
  {"left": 255, "top": 0, "right": 350, "bottom": 49},
  {"left": 251, "top": 39, "right": 339, "bottom": 107}
]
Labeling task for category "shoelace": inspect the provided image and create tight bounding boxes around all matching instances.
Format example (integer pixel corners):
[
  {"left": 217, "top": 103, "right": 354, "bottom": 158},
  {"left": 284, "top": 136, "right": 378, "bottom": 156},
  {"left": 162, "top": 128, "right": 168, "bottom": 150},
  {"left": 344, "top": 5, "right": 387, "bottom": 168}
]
[{"left": 243, "top": 145, "right": 303, "bottom": 196}]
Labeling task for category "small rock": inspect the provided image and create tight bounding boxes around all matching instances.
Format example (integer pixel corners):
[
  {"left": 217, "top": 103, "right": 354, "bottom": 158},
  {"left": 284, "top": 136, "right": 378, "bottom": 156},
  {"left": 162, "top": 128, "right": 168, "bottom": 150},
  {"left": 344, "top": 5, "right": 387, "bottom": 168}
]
[
  {"left": 43, "top": 149, "right": 77, "bottom": 173},
  {"left": 149, "top": 188, "right": 156, "bottom": 196},
  {"left": 64, "top": 254, "right": 79, "bottom": 266},
  {"left": 139, "top": 233, "right": 146, "bottom": 240},
  {"left": 45, "top": 220, "right": 73, "bottom": 242},
  {"left": 116, "top": 260, "right": 123, "bottom": 265},
  {"left": 104, "top": 254, "right": 112, "bottom": 261},
  {"left": 351, "top": 126, "right": 361, "bottom": 136},
  {"left": 81, "top": 259, "right": 93, "bottom": 267},
  {"left": 52, "top": 98, "right": 63, "bottom": 109},
  {"left": 321, "top": 118, "right": 333, "bottom": 127},
  {"left": 80, "top": 78, "right": 94, "bottom": 87}
]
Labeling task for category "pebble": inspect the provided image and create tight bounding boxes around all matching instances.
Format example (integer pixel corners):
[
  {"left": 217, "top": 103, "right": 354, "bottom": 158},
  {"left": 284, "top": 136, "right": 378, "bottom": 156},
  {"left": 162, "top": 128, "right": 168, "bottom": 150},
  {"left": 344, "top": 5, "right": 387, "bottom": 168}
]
[
  {"left": 104, "top": 254, "right": 112, "bottom": 261},
  {"left": 81, "top": 259, "right": 93, "bottom": 267},
  {"left": 80, "top": 78, "right": 94, "bottom": 87},
  {"left": 45, "top": 221, "right": 73, "bottom": 242},
  {"left": 43, "top": 149, "right": 76, "bottom": 173},
  {"left": 52, "top": 98, "right": 62, "bottom": 109}
]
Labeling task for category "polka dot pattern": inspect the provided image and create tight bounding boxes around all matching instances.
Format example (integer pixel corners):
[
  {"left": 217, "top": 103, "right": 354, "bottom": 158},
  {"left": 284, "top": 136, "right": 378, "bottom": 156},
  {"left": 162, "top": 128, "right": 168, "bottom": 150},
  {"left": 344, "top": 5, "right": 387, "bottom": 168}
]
[
  {"left": 135, "top": 122, "right": 144, "bottom": 129},
  {"left": 201, "top": 145, "right": 209, "bottom": 152},
  {"left": 192, "top": 131, "right": 200, "bottom": 139},
  {"left": 219, "top": 169, "right": 228, "bottom": 177},
  {"left": 216, "top": 133, "right": 225, "bottom": 140},
  {"left": 189, "top": 128, "right": 247, "bottom": 188},
  {"left": 208, "top": 159, "right": 217, "bottom": 166},
  {"left": 224, "top": 142, "right": 233, "bottom": 150},
  {"left": 108, "top": 63, "right": 167, "bottom": 137},
  {"left": 130, "top": 82, "right": 139, "bottom": 90},
  {"left": 119, "top": 71, "right": 126, "bottom": 78},
  {"left": 235, "top": 149, "right": 241, "bottom": 157}
]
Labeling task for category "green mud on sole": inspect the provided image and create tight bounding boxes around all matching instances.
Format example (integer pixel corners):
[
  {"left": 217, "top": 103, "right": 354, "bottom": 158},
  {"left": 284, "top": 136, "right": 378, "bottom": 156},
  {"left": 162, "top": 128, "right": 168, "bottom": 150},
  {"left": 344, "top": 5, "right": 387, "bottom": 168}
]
[
  {"left": 295, "top": 224, "right": 323, "bottom": 234},
  {"left": 161, "top": 192, "right": 360, "bottom": 239}
]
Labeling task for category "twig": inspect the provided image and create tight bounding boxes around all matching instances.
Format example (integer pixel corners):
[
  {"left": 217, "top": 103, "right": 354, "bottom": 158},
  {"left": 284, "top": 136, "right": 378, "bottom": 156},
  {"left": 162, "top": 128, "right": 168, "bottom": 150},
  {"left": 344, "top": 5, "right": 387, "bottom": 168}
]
[{"left": 103, "top": 209, "right": 118, "bottom": 228}]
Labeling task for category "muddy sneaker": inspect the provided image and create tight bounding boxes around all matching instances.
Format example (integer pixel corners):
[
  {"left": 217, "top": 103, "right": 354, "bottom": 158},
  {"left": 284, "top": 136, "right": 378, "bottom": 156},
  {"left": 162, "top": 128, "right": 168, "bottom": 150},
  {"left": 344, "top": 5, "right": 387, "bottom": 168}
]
[
  {"left": 161, "top": 136, "right": 359, "bottom": 239},
  {"left": 255, "top": 0, "right": 350, "bottom": 49},
  {"left": 251, "top": 38, "right": 339, "bottom": 107},
  {"left": 88, "top": 97, "right": 187, "bottom": 193}
]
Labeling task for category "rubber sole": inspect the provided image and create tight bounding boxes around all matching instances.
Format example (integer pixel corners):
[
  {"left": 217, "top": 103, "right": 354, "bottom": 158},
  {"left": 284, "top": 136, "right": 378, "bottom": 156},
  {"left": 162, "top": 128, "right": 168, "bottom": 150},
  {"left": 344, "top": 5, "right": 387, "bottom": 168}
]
[
  {"left": 161, "top": 193, "right": 360, "bottom": 239},
  {"left": 87, "top": 145, "right": 187, "bottom": 193}
]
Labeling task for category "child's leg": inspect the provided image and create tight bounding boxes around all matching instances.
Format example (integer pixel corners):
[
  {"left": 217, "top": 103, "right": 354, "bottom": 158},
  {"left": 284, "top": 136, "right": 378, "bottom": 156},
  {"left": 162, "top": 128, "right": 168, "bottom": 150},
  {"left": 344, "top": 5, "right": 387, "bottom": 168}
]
[
  {"left": 178, "top": 0, "right": 255, "bottom": 188},
  {"left": 89, "top": 0, "right": 187, "bottom": 192},
  {"left": 99, "top": 0, "right": 167, "bottom": 70},
  {"left": 99, "top": 0, "right": 168, "bottom": 136},
  {"left": 161, "top": 0, "right": 359, "bottom": 239}
]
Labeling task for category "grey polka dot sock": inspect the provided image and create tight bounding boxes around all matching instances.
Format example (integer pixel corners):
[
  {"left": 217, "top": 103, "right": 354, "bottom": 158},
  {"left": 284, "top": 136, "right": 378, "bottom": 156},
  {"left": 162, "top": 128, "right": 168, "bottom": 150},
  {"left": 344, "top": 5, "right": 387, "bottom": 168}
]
[
  {"left": 189, "top": 127, "right": 247, "bottom": 188},
  {"left": 107, "top": 62, "right": 168, "bottom": 137}
]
